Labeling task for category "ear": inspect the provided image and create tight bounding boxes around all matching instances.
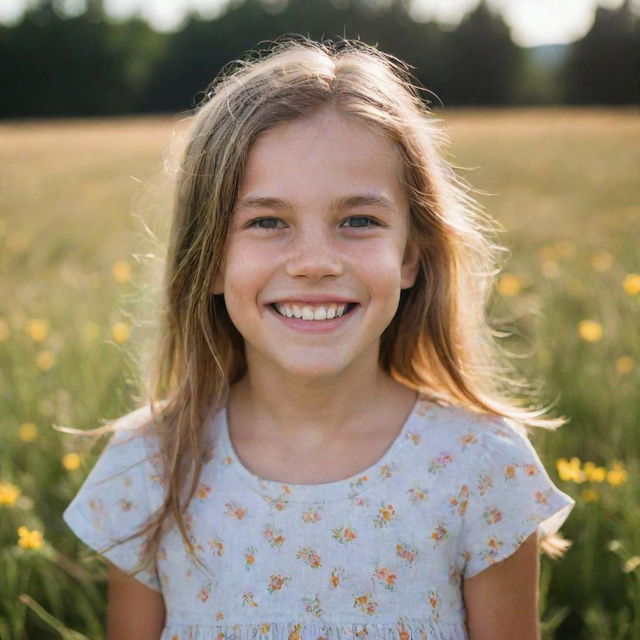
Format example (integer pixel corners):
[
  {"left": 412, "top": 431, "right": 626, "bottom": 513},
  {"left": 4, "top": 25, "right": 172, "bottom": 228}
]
[{"left": 400, "top": 239, "right": 421, "bottom": 290}]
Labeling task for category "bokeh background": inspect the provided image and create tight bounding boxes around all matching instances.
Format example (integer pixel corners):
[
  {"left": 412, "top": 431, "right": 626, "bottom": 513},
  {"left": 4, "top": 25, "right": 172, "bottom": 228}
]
[{"left": 1, "top": 1, "right": 639, "bottom": 638}]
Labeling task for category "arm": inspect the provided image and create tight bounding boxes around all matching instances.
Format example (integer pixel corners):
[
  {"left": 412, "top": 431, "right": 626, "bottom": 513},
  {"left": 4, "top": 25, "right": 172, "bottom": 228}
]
[
  {"left": 462, "top": 531, "right": 540, "bottom": 640},
  {"left": 106, "top": 561, "right": 166, "bottom": 640}
]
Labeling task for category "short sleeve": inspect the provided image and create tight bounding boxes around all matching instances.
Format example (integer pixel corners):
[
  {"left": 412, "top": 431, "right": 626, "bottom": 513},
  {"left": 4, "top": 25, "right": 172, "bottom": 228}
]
[
  {"left": 459, "top": 417, "right": 575, "bottom": 579},
  {"left": 62, "top": 408, "right": 163, "bottom": 592}
]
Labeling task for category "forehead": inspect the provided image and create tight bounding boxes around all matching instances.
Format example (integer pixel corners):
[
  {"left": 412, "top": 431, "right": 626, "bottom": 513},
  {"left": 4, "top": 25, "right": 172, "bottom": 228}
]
[{"left": 237, "top": 107, "right": 407, "bottom": 207}]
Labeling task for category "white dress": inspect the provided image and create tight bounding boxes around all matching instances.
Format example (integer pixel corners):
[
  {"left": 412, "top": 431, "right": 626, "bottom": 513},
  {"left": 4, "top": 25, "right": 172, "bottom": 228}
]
[{"left": 63, "top": 393, "right": 575, "bottom": 640}]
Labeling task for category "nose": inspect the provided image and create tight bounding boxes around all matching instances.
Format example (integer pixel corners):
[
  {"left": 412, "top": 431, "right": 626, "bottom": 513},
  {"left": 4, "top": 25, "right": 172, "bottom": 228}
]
[{"left": 284, "top": 226, "right": 344, "bottom": 281}]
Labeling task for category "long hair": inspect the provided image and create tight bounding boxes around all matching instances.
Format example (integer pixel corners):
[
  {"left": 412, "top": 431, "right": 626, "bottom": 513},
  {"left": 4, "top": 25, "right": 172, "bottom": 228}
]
[{"left": 61, "top": 36, "right": 569, "bottom": 582}]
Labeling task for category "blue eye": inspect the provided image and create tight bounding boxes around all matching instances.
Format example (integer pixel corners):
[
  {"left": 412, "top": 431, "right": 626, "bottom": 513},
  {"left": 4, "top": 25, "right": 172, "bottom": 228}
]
[
  {"left": 248, "top": 217, "right": 285, "bottom": 229},
  {"left": 342, "top": 216, "right": 381, "bottom": 228}
]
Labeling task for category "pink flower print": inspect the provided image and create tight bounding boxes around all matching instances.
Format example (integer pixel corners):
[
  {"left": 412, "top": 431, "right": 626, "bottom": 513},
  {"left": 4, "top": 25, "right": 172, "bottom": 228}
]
[
  {"left": 353, "top": 593, "right": 378, "bottom": 615},
  {"left": 207, "top": 537, "right": 223, "bottom": 556},
  {"left": 395, "top": 542, "right": 419, "bottom": 566},
  {"left": 242, "top": 591, "right": 259, "bottom": 608},
  {"left": 260, "top": 623, "right": 270, "bottom": 634},
  {"left": 269, "top": 496, "right": 288, "bottom": 512},
  {"left": 407, "top": 485, "right": 429, "bottom": 505},
  {"left": 296, "top": 546, "right": 322, "bottom": 568},
  {"left": 302, "top": 508, "right": 323, "bottom": 523},
  {"left": 353, "top": 495, "right": 370, "bottom": 508},
  {"left": 504, "top": 465, "right": 517, "bottom": 480},
  {"left": 289, "top": 623, "right": 302, "bottom": 640},
  {"left": 198, "top": 584, "right": 211, "bottom": 602},
  {"left": 223, "top": 455, "right": 233, "bottom": 467},
  {"left": 523, "top": 464, "right": 539, "bottom": 476},
  {"left": 88, "top": 498, "right": 106, "bottom": 518},
  {"left": 225, "top": 501, "right": 246, "bottom": 519},
  {"left": 302, "top": 594, "right": 323, "bottom": 617},
  {"left": 408, "top": 432, "right": 421, "bottom": 445},
  {"left": 354, "top": 626, "right": 368, "bottom": 639},
  {"left": 479, "top": 536, "right": 503, "bottom": 565},
  {"left": 428, "top": 452, "right": 453, "bottom": 474},
  {"left": 373, "top": 502, "right": 396, "bottom": 528},
  {"left": 431, "top": 523, "right": 449, "bottom": 546},
  {"left": 448, "top": 563, "right": 461, "bottom": 585},
  {"left": 280, "top": 485, "right": 293, "bottom": 494},
  {"left": 184, "top": 511, "right": 195, "bottom": 532},
  {"left": 216, "top": 612, "right": 224, "bottom": 621},
  {"left": 197, "top": 483, "right": 212, "bottom": 499},
  {"left": 477, "top": 473, "right": 494, "bottom": 496},
  {"left": 397, "top": 622, "right": 410, "bottom": 640},
  {"left": 263, "top": 524, "right": 286, "bottom": 548},
  {"left": 426, "top": 590, "right": 442, "bottom": 622},
  {"left": 353, "top": 475, "right": 369, "bottom": 489},
  {"left": 459, "top": 433, "right": 478, "bottom": 450},
  {"left": 483, "top": 507, "right": 503, "bottom": 525},
  {"left": 119, "top": 498, "right": 133, "bottom": 512},
  {"left": 332, "top": 526, "right": 357, "bottom": 544},
  {"left": 244, "top": 545, "right": 257, "bottom": 570},
  {"left": 373, "top": 567, "right": 397, "bottom": 591},
  {"left": 267, "top": 574, "right": 291, "bottom": 594},
  {"left": 329, "top": 567, "right": 346, "bottom": 588},
  {"left": 122, "top": 475, "right": 132, "bottom": 487},
  {"left": 535, "top": 489, "right": 551, "bottom": 505},
  {"left": 448, "top": 485, "right": 469, "bottom": 516},
  {"left": 379, "top": 464, "right": 393, "bottom": 480}
]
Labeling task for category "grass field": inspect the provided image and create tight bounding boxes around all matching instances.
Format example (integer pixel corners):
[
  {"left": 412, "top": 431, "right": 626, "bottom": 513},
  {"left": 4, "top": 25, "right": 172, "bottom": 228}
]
[{"left": 0, "top": 108, "right": 639, "bottom": 639}]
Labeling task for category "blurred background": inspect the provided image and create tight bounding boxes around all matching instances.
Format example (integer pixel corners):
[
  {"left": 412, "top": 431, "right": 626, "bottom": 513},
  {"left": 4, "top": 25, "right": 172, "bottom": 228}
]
[{"left": 0, "top": 1, "right": 639, "bottom": 639}]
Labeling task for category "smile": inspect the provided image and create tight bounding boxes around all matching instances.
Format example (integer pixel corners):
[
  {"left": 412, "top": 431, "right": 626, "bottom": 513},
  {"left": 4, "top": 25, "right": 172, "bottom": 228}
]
[{"left": 270, "top": 302, "right": 359, "bottom": 321}]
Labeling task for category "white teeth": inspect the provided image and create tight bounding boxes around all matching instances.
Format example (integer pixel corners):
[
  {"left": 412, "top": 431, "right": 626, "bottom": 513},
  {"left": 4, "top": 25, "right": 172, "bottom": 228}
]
[{"left": 274, "top": 302, "right": 352, "bottom": 320}]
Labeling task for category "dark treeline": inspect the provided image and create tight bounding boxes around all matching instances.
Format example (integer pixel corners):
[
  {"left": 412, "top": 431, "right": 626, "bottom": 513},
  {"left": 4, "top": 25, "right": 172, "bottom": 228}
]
[{"left": 0, "top": 0, "right": 638, "bottom": 118}]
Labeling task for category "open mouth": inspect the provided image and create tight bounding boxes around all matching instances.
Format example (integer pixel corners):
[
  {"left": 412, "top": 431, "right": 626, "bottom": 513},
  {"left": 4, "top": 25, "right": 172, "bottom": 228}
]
[{"left": 269, "top": 302, "right": 359, "bottom": 321}]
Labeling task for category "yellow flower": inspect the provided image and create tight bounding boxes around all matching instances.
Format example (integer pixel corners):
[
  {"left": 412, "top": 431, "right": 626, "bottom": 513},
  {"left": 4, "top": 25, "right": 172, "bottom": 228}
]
[
  {"left": 25, "top": 319, "right": 49, "bottom": 342},
  {"left": 497, "top": 273, "right": 523, "bottom": 297},
  {"left": 111, "top": 322, "right": 130, "bottom": 343},
  {"left": 35, "top": 350, "right": 56, "bottom": 371},
  {"left": 112, "top": 260, "right": 132, "bottom": 284},
  {"left": 616, "top": 355, "right": 634, "bottom": 374},
  {"left": 0, "top": 318, "right": 9, "bottom": 341},
  {"left": 590, "top": 251, "right": 613, "bottom": 272},
  {"left": 578, "top": 320, "right": 603, "bottom": 342},
  {"left": 623, "top": 274, "right": 640, "bottom": 296},
  {"left": 556, "top": 457, "right": 586, "bottom": 483},
  {"left": 582, "top": 462, "right": 607, "bottom": 483},
  {"left": 623, "top": 556, "right": 640, "bottom": 573},
  {"left": 18, "top": 422, "right": 38, "bottom": 442},
  {"left": 607, "top": 461, "right": 628, "bottom": 486},
  {"left": 82, "top": 321, "right": 101, "bottom": 341},
  {"left": 17, "top": 526, "right": 44, "bottom": 550},
  {"left": 580, "top": 488, "right": 599, "bottom": 503},
  {"left": 0, "top": 483, "right": 21, "bottom": 506},
  {"left": 62, "top": 452, "right": 81, "bottom": 471}
]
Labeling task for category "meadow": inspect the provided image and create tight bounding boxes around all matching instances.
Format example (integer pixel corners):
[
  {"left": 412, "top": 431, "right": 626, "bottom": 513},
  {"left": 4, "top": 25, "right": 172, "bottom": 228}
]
[{"left": 0, "top": 108, "right": 638, "bottom": 639}]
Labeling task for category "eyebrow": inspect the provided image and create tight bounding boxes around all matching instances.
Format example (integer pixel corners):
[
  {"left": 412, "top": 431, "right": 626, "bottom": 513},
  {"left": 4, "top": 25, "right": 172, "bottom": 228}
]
[{"left": 235, "top": 192, "right": 397, "bottom": 213}]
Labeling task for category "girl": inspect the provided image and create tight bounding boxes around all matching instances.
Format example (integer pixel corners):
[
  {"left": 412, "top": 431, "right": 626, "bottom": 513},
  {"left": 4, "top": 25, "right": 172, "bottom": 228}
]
[{"left": 63, "top": 36, "right": 575, "bottom": 640}]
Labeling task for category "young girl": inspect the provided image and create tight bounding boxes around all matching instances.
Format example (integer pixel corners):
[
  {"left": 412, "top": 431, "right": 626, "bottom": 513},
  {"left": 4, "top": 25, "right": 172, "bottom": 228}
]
[{"left": 63, "top": 37, "right": 575, "bottom": 640}]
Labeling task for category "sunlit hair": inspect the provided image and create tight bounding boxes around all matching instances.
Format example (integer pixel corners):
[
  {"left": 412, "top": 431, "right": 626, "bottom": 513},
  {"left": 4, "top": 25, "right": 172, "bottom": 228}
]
[{"left": 59, "top": 35, "right": 569, "bottom": 583}]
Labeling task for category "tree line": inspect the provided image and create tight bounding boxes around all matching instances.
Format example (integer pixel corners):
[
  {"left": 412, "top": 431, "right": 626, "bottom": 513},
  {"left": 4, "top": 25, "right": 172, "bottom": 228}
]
[{"left": 0, "top": 0, "right": 638, "bottom": 118}]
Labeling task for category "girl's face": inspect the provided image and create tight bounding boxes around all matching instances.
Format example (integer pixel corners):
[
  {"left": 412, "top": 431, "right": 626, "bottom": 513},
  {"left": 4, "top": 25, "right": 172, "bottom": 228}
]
[{"left": 212, "top": 106, "right": 420, "bottom": 380}]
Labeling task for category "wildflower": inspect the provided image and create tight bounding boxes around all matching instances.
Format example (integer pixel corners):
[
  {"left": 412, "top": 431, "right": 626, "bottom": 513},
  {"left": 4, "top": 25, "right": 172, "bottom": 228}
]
[
  {"left": 35, "top": 350, "right": 56, "bottom": 371},
  {"left": 497, "top": 274, "right": 523, "bottom": 297},
  {"left": 0, "top": 318, "right": 9, "bottom": 341},
  {"left": 580, "top": 488, "right": 599, "bottom": 503},
  {"left": 623, "top": 273, "right": 640, "bottom": 296},
  {"left": 18, "top": 422, "right": 38, "bottom": 442},
  {"left": 25, "top": 319, "right": 49, "bottom": 342},
  {"left": 578, "top": 320, "right": 603, "bottom": 342},
  {"left": 623, "top": 556, "right": 640, "bottom": 573},
  {"left": 556, "top": 457, "right": 586, "bottom": 483},
  {"left": 582, "top": 462, "right": 606, "bottom": 483},
  {"left": 17, "top": 526, "right": 44, "bottom": 550},
  {"left": 607, "top": 540, "right": 622, "bottom": 552},
  {"left": 0, "top": 483, "right": 21, "bottom": 506},
  {"left": 607, "top": 461, "right": 628, "bottom": 486},
  {"left": 62, "top": 453, "right": 81, "bottom": 471},
  {"left": 112, "top": 260, "right": 132, "bottom": 284},
  {"left": 616, "top": 356, "right": 634, "bottom": 374},
  {"left": 111, "top": 322, "right": 130, "bottom": 343},
  {"left": 590, "top": 252, "right": 613, "bottom": 272}
]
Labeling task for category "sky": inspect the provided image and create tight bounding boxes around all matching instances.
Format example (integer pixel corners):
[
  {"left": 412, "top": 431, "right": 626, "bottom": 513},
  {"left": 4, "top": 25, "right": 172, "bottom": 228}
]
[{"left": 1, "top": 0, "right": 638, "bottom": 47}]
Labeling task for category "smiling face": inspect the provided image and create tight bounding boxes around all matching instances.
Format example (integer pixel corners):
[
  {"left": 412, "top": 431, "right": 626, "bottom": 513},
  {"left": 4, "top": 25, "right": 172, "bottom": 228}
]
[{"left": 212, "top": 106, "right": 420, "bottom": 381}]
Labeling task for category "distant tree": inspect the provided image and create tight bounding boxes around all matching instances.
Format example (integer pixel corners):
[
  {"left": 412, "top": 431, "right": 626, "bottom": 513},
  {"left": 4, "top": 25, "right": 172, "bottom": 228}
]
[{"left": 564, "top": 0, "right": 640, "bottom": 104}]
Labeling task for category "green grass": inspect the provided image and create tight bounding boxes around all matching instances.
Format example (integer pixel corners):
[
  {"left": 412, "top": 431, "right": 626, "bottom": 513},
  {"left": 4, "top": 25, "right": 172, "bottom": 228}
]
[{"left": 0, "top": 108, "right": 638, "bottom": 639}]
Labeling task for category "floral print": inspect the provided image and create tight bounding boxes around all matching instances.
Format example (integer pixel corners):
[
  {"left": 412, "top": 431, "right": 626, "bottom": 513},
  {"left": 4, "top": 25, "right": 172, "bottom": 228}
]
[{"left": 63, "top": 395, "right": 575, "bottom": 640}]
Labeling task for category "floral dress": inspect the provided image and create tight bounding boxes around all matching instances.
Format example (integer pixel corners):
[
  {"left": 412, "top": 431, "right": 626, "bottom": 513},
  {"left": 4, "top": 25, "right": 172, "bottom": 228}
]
[{"left": 63, "top": 393, "right": 575, "bottom": 640}]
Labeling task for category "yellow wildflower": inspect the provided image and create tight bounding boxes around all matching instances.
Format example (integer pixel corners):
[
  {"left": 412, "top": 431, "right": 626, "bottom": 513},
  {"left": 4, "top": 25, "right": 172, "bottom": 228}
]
[
  {"left": 35, "top": 350, "right": 56, "bottom": 371},
  {"left": 556, "top": 457, "right": 586, "bottom": 483},
  {"left": 623, "top": 556, "right": 640, "bottom": 573},
  {"left": 580, "top": 488, "right": 599, "bottom": 503},
  {"left": 623, "top": 273, "right": 640, "bottom": 296},
  {"left": 578, "top": 320, "right": 603, "bottom": 342},
  {"left": 112, "top": 260, "right": 132, "bottom": 284},
  {"left": 18, "top": 422, "right": 38, "bottom": 442},
  {"left": 111, "top": 322, "right": 130, "bottom": 343},
  {"left": 590, "top": 251, "right": 613, "bottom": 272},
  {"left": 25, "top": 319, "right": 49, "bottom": 342},
  {"left": 582, "top": 462, "right": 606, "bottom": 483},
  {"left": 607, "top": 461, "right": 628, "bottom": 486},
  {"left": 497, "top": 274, "right": 523, "bottom": 297},
  {"left": 0, "top": 483, "right": 21, "bottom": 506},
  {"left": 0, "top": 318, "right": 9, "bottom": 341},
  {"left": 616, "top": 356, "right": 634, "bottom": 374},
  {"left": 17, "top": 526, "right": 44, "bottom": 550},
  {"left": 62, "top": 452, "right": 81, "bottom": 471}
]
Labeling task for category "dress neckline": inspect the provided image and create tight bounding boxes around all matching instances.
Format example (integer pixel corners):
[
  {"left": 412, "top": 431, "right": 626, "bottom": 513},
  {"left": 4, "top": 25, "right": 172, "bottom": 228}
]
[{"left": 214, "top": 391, "right": 427, "bottom": 504}]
